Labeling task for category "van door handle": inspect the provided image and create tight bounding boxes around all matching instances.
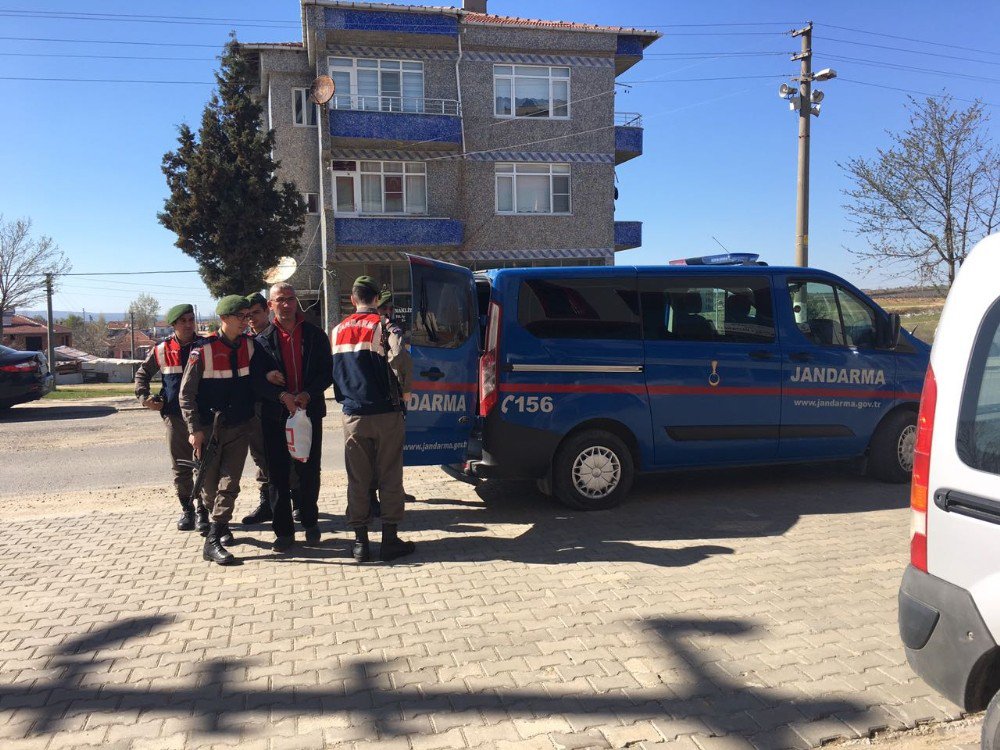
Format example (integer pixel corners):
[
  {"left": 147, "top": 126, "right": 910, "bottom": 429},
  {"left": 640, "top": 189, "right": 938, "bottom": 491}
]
[
  {"left": 790, "top": 352, "right": 813, "bottom": 362},
  {"left": 420, "top": 367, "right": 445, "bottom": 381},
  {"left": 749, "top": 350, "right": 772, "bottom": 360}
]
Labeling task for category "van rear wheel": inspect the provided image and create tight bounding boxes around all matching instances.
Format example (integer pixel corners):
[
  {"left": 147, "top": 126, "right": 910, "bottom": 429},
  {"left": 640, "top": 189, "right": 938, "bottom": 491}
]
[
  {"left": 868, "top": 410, "right": 917, "bottom": 483},
  {"left": 553, "top": 430, "right": 634, "bottom": 510},
  {"left": 983, "top": 689, "right": 1000, "bottom": 750}
]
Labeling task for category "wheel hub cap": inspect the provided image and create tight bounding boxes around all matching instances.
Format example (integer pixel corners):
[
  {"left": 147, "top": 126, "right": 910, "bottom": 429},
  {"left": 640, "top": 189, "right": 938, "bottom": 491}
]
[
  {"left": 572, "top": 446, "right": 621, "bottom": 499},
  {"left": 898, "top": 424, "right": 917, "bottom": 472}
]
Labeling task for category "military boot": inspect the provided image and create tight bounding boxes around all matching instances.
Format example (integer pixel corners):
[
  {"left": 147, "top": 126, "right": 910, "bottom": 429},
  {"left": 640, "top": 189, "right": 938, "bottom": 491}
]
[
  {"left": 176, "top": 498, "right": 195, "bottom": 531},
  {"left": 241, "top": 487, "right": 272, "bottom": 525},
  {"left": 203, "top": 523, "right": 236, "bottom": 566},
  {"left": 380, "top": 524, "right": 415, "bottom": 562},
  {"left": 352, "top": 527, "right": 371, "bottom": 564},
  {"left": 196, "top": 502, "right": 210, "bottom": 536},
  {"left": 217, "top": 522, "right": 235, "bottom": 546}
]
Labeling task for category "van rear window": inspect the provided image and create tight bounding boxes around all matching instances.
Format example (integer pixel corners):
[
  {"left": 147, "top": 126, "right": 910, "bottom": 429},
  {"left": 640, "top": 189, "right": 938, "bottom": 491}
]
[
  {"left": 957, "top": 298, "right": 1000, "bottom": 475},
  {"left": 517, "top": 277, "right": 640, "bottom": 340}
]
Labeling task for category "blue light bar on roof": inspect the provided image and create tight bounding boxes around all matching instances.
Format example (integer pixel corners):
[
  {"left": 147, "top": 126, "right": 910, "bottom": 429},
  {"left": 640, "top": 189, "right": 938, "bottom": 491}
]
[{"left": 669, "top": 253, "right": 761, "bottom": 266}]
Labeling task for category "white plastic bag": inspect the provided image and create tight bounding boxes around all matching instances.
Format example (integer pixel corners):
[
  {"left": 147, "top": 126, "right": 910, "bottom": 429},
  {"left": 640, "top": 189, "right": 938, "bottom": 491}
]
[{"left": 285, "top": 409, "right": 312, "bottom": 463}]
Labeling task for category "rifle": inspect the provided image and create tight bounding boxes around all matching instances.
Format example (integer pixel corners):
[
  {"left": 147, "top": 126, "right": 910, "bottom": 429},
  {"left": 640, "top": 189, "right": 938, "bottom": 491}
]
[{"left": 178, "top": 411, "right": 224, "bottom": 506}]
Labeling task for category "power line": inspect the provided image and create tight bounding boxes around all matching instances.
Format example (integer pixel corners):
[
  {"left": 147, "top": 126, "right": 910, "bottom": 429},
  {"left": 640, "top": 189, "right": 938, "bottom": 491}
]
[
  {"left": 0, "top": 52, "right": 215, "bottom": 61},
  {"left": 0, "top": 10, "right": 297, "bottom": 29},
  {"left": 619, "top": 74, "right": 790, "bottom": 83},
  {"left": 0, "top": 9, "right": 293, "bottom": 24},
  {"left": 60, "top": 270, "right": 201, "bottom": 276},
  {"left": 0, "top": 76, "right": 214, "bottom": 85},
  {"left": 0, "top": 36, "right": 224, "bottom": 48},
  {"left": 814, "top": 35, "right": 1000, "bottom": 66},
  {"left": 824, "top": 54, "right": 1000, "bottom": 85},
  {"left": 821, "top": 23, "right": 1000, "bottom": 58},
  {"left": 838, "top": 78, "right": 997, "bottom": 106}
]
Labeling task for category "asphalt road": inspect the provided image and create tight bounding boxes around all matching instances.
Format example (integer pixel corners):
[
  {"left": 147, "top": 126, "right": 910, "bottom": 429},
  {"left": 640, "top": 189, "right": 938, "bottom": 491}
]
[{"left": 0, "top": 400, "right": 346, "bottom": 497}]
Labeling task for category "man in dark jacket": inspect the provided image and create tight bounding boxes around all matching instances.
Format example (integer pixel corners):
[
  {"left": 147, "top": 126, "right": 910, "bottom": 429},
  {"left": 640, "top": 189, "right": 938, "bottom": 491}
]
[
  {"left": 251, "top": 282, "right": 333, "bottom": 552},
  {"left": 134, "top": 303, "right": 207, "bottom": 532}
]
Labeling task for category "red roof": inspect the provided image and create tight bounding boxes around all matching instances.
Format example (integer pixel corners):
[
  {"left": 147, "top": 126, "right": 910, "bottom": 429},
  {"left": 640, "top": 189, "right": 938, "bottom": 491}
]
[
  {"left": 3, "top": 314, "right": 69, "bottom": 335},
  {"left": 462, "top": 12, "right": 658, "bottom": 37}
]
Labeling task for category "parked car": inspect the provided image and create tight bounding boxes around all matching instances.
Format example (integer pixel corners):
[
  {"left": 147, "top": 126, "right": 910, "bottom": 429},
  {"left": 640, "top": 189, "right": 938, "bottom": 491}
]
[
  {"left": 401, "top": 253, "right": 930, "bottom": 510},
  {"left": 0, "top": 344, "right": 54, "bottom": 410},
  {"left": 898, "top": 233, "right": 1000, "bottom": 749}
]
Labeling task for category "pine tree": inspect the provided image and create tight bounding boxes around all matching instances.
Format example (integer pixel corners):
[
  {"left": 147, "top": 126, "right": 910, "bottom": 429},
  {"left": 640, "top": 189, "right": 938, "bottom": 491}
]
[{"left": 159, "top": 35, "right": 306, "bottom": 298}]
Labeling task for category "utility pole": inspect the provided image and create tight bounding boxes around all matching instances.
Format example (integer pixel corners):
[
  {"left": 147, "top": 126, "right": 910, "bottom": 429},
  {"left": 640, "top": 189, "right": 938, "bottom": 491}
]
[
  {"left": 45, "top": 272, "right": 56, "bottom": 391},
  {"left": 792, "top": 21, "right": 812, "bottom": 268},
  {"left": 129, "top": 311, "right": 136, "bottom": 360}
]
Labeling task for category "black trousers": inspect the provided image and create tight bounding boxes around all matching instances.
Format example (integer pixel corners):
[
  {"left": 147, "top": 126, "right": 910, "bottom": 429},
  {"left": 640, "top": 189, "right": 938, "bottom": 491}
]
[{"left": 261, "top": 414, "right": 322, "bottom": 537}]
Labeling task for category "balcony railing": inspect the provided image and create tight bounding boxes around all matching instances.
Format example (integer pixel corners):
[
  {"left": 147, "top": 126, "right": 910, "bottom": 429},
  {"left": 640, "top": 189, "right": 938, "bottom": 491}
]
[
  {"left": 330, "top": 94, "right": 461, "bottom": 116},
  {"left": 614, "top": 111, "right": 642, "bottom": 127}
]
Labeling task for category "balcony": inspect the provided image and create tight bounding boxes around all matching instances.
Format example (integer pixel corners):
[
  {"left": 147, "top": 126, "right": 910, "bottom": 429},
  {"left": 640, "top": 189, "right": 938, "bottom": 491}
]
[
  {"left": 329, "top": 95, "right": 462, "bottom": 148},
  {"left": 614, "top": 221, "right": 642, "bottom": 251},
  {"left": 616, "top": 34, "right": 645, "bottom": 74},
  {"left": 334, "top": 217, "right": 464, "bottom": 247},
  {"left": 614, "top": 112, "right": 643, "bottom": 165}
]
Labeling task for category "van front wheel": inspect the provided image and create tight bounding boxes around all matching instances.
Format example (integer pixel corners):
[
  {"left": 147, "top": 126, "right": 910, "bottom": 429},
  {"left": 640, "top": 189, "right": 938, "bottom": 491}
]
[
  {"left": 868, "top": 410, "right": 917, "bottom": 483},
  {"left": 553, "top": 430, "right": 634, "bottom": 510}
]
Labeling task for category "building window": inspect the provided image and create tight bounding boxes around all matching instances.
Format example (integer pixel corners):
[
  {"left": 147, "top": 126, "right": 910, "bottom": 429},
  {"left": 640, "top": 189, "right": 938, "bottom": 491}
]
[
  {"left": 303, "top": 193, "right": 320, "bottom": 214},
  {"left": 494, "top": 65, "right": 570, "bottom": 118},
  {"left": 495, "top": 163, "right": 571, "bottom": 215},
  {"left": 332, "top": 160, "right": 427, "bottom": 215},
  {"left": 293, "top": 88, "right": 317, "bottom": 126},
  {"left": 328, "top": 57, "right": 425, "bottom": 113}
]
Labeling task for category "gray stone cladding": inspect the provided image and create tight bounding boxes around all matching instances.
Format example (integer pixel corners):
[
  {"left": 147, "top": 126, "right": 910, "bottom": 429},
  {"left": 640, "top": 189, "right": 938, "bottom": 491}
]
[{"left": 252, "top": 12, "right": 644, "bottom": 319}]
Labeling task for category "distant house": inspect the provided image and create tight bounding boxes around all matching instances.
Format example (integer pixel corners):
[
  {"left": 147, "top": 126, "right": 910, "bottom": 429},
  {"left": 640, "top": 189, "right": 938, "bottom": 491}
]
[
  {"left": 1, "top": 314, "right": 72, "bottom": 351},
  {"left": 106, "top": 328, "right": 156, "bottom": 360}
]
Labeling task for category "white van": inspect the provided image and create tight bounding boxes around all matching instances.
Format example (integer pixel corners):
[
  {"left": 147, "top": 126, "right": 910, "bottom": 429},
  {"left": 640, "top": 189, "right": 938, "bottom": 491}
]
[{"left": 898, "top": 234, "right": 1000, "bottom": 748}]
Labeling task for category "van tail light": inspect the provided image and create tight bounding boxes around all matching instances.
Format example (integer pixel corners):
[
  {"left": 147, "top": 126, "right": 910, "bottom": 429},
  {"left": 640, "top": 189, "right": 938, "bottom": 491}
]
[
  {"left": 0, "top": 361, "right": 39, "bottom": 373},
  {"left": 910, "top": 364, "right": 937, "bottom": 573},
  {"left": 479, "top": 300, "right": 501, "bottom": 417}
]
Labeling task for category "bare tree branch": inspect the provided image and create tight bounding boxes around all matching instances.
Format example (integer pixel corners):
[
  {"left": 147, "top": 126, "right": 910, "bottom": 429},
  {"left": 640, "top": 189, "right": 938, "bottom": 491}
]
[{"left": 0, "top": 216, "right": 71, "bottom": 339}]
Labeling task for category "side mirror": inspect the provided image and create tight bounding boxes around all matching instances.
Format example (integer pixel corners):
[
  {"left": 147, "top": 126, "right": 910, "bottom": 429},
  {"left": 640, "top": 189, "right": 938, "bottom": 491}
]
[{"left": 879, "top": 313, "right": 902, "bottom": 349}]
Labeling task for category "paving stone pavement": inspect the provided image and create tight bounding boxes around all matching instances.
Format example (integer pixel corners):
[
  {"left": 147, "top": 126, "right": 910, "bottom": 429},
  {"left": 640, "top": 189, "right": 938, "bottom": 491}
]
[{"left": 0, "top": 462, "right": 968, "bottom": 749}]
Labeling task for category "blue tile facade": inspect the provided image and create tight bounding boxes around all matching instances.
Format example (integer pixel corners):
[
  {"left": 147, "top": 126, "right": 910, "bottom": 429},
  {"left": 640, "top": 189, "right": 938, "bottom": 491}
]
[
  {"left": 324, "top": 8, "right": 458, "bottom": 36},
  {"left": 334, "top": 217, "right": 464, "bottom": 247},
  {"left": 616, "top": 35, "right": 644, "bottom": 57},
  {"left": 614, "top": 125, "right": 643, "bottom": 160},
  {"left": 329, "top": 110, "right": 462, "bottom": 145},
  {"left": 614, "top": 221, "right": 642, "bottom": 250}
]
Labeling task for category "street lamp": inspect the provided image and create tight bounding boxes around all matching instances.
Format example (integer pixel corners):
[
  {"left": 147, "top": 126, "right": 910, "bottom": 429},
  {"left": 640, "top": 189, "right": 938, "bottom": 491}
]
[{"left": 780, "top": 21, "right": 836, "bottom": 267}]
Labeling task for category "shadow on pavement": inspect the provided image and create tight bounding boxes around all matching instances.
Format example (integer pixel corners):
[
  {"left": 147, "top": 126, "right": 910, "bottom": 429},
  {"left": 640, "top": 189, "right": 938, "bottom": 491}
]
[
  {"left": 233, "top": 460, "right": 906, "bottom": 570},
  {"left": 0, "top": 404, "right": 118, "bottom": 422},
  {"left": 3, "top": 615, "right": 875, "bottom": 748}
]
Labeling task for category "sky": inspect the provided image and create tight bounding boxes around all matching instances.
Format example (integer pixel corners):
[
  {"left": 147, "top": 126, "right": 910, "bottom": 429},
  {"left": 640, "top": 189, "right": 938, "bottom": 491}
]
[{"left": 2, "top": 0, "right": 1000, "bottom": 319}]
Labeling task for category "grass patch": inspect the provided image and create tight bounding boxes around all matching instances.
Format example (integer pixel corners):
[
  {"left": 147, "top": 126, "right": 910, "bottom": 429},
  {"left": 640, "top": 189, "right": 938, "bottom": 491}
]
[{"left": 44, "top": 384, "right": 136, "bottom": 400}]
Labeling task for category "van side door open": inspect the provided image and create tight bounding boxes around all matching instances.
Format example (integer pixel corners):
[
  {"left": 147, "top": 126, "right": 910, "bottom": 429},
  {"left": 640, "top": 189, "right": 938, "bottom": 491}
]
[{"left": 403, "top": 255, "right": 480, "bottom": 466}]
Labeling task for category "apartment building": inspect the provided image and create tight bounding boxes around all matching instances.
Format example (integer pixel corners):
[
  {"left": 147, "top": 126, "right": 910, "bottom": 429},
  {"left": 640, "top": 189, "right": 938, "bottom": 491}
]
[{"left": 246, "top": 0, "right": 659, "bottom": 325}]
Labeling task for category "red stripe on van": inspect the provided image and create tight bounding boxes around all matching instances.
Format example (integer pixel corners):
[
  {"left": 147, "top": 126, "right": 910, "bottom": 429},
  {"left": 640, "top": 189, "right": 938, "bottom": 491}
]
[{"left": 412, "top": 381, "right": 478, "bottom": 392}]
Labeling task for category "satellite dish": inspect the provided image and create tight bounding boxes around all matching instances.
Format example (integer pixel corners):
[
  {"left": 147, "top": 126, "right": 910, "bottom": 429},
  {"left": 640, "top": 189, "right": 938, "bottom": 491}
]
[
  {"left": 264, "top": 256, "right": 297, "bottom": 284},
  {"left": 309, "top": 75, "right": 335, "bottom": 105}
]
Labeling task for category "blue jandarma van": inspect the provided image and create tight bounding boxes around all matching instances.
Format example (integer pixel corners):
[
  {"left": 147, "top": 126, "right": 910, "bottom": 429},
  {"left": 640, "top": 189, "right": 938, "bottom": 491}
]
[{"left": 400, "top": 254, "right": 930, "bottom": 510}]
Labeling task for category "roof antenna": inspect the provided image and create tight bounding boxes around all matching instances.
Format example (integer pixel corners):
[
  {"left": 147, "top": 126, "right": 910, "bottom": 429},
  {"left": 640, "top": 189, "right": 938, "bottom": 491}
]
[{"left": 711, "top": 236, "right": 729, "bottom": 253}]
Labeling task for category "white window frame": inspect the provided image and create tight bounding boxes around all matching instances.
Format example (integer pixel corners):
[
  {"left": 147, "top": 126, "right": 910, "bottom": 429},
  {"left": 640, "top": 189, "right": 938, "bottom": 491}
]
[
  {"left": 493, "top": 64, "right": 571, "bottom": 119},
  {"left": 292, "top": 88, "right": 317, "bottom": 127},
  {"left": 328, "top": 57, "right": 425, "bottom": 112},
  {"left": 495, "top": 163, "right": 571, "bottom": 215},
  {"left": 303, "top": 193, "right": 320, "bottom": 215},
  {"left": 332, "top": 160, "right": 428, "bottom": 216}
]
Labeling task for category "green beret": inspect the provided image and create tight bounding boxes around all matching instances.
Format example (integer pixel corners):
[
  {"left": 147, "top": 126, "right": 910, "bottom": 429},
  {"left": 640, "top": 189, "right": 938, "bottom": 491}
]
[
  {"left": 166, "top": 303, "right": 194, "bottom": 325},
  {"left": 216, "top": 294, "right": 250, "bottom": 317},
  {"left": 245, "top": 292, "right": 267, "bottom": 308},
  {"left": 353, "top": 275, "right": 380, "bottom": 295}
]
